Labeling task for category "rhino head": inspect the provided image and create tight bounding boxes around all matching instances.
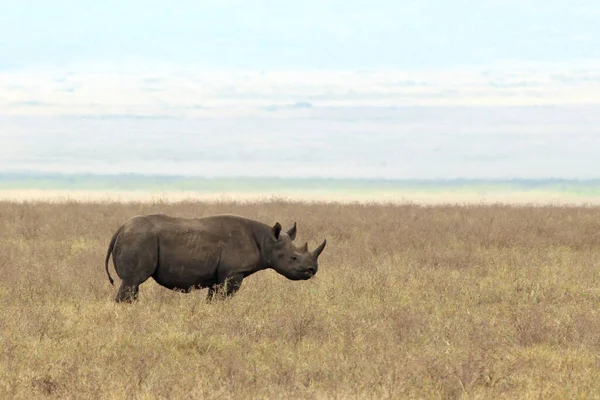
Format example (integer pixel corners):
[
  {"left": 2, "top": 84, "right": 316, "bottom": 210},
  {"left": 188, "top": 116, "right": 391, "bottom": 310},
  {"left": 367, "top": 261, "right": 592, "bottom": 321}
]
[{"left": 268, "top": 222, "right": 327, "bottom": 280}]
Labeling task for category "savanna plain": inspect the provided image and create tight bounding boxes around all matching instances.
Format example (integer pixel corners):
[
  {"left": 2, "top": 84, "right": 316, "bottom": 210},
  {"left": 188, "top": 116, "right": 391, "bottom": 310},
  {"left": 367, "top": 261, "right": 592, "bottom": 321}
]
[{"left": 1, "top": 199, "right": 600, "bottom": 399}]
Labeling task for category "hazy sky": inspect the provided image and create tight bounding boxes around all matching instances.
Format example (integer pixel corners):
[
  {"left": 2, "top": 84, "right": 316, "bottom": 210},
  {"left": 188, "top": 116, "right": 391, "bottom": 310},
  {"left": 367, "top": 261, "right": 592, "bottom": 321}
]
[
  {"left": 1, "top": 1, "right": 599, "bottom": 179},
  {"left": 1, "top": 0, "right": 600, "bottom": 114},
  {"left": 1, "top": 0, "right": 599, "bottom": 70}
]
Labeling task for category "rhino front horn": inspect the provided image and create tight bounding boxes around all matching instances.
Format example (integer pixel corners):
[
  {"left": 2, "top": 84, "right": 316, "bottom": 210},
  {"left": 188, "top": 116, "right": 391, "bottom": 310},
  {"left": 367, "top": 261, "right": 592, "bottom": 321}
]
[{"left": 312, "top": 239, "right": 327, "bottom": 258}]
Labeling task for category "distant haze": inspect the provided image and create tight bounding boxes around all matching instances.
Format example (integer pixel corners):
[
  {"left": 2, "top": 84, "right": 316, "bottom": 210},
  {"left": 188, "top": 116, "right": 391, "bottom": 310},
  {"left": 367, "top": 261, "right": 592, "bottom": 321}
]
[
  {"left": 1, "top": 1, "right": 599, "bottom": 179},
  {"left": 1, "top": 105, "right": 599, "bottom": 180}
]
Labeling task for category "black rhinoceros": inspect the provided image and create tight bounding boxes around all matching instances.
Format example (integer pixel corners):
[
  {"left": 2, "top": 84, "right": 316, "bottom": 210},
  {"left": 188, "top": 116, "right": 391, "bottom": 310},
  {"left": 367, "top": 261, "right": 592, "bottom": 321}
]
[{"left": 104, "top": 214, "right": 327, "bottom": 302}]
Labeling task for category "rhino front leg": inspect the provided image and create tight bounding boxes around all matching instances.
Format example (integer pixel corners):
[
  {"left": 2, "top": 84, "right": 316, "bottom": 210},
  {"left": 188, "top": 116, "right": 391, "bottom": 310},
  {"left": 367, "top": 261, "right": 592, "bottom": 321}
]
[
  {"left": 207, "top": 273, "right": 244, "bottom": 301},
  {"left": 206, "top": 287, "right": 214, "bottom": 301}
]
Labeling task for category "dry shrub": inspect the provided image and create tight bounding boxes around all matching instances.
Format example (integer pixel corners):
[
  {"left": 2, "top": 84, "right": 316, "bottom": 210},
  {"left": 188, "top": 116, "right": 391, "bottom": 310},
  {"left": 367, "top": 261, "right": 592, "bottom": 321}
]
[{"left": 1, "top": 200, "right": 600, "bottom": 398}]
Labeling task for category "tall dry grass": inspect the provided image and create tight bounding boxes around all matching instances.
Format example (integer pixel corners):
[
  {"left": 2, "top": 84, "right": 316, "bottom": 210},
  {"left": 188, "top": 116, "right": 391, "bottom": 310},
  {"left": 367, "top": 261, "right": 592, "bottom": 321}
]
[{"left": 1, "top": 200, "right": 600, "bottom": 399}]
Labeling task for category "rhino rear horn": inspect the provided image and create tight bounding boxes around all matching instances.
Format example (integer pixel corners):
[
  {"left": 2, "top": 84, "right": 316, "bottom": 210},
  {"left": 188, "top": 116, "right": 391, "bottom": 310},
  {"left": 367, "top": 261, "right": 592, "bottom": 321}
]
[
  {"left": 272, "top": 222, "right": 282, "bottom": 239},
  {"left": 287, "top": 222, "right": 297, "bottom": 240},
  {"left": 300, "top": 242, "right": 308, "bottom": 252},
  {"left": 312, "top": 239, "right": 327, "bottom": 258}
]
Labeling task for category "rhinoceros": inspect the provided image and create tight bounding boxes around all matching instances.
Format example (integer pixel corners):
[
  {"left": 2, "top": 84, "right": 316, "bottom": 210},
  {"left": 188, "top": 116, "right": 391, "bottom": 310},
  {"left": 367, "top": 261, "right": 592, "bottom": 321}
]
[{"left": 104, "top": 214, "right": 327, "bottom": 303}]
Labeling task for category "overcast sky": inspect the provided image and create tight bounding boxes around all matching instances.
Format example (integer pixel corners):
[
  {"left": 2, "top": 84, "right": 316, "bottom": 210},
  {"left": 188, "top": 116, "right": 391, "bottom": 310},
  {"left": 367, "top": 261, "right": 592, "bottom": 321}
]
[
  {"left": 1, "top": 0, "right": 599, "bottom": 115},
  {"left": 1, "top": 1, "right": 599, "bottom": 179},
  {"left": 1, "top": 0, "right": 599, "bottom": 70}
]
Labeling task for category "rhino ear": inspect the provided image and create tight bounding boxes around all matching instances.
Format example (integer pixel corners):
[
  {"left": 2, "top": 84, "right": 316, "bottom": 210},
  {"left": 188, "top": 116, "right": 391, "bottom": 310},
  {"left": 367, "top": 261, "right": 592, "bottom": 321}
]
[
  {"left": 287, "top": 222, "right": 297, "bottom": 240},
  {"left": 272, "top": 222, "right": 282, "bottom": 240}
]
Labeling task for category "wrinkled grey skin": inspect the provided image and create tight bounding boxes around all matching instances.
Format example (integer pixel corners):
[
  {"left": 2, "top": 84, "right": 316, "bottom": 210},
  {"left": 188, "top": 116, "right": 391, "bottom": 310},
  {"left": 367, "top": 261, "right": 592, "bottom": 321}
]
[{"left": 104, "top": 214, "right": 327, "bottom": 303}]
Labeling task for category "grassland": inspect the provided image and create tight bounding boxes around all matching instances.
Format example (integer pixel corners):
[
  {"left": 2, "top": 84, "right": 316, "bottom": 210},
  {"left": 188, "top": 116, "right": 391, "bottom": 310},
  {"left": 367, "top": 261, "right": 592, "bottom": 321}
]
[{"left": 1, "top": 199, "right": 600, "bottom": 399}]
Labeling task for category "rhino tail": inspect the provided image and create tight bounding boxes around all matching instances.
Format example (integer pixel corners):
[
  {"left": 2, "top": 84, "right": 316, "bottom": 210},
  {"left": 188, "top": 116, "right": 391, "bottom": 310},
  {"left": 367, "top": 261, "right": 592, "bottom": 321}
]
[{"left": 105, "top": 225, "right": 123, "bottom": 286}]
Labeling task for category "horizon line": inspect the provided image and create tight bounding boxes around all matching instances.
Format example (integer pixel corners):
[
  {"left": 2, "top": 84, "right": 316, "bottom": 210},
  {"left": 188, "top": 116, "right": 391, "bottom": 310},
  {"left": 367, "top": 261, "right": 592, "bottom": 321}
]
[{"left": 3, "top": 172, "right": 600, "bottom": 184}]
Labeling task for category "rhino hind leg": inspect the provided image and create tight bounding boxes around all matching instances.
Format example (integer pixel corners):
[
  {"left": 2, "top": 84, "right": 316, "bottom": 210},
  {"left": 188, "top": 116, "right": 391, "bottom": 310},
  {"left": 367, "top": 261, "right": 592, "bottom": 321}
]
[
  {"left": 112, "top": 232, "right": 158, "bottom": 303},
  {"left": 115, "top": 283, "right": 139, "bottom": 303}
]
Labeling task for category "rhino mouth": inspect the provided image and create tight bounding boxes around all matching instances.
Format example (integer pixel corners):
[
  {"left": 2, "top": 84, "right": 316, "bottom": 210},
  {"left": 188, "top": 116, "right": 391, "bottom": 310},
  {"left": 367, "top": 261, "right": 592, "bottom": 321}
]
[
  {"left": 283, "top": 267, "right": 317, "bottom": 281},
  {"left": 303, "top": 267, "right": 316, "bottom": 279}
]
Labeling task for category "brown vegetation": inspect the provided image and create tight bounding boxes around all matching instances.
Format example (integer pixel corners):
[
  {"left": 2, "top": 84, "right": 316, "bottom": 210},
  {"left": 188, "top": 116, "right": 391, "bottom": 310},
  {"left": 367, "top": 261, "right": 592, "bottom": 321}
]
[{"left": 1, "top": 200, "right": 600, "bottom": 399}]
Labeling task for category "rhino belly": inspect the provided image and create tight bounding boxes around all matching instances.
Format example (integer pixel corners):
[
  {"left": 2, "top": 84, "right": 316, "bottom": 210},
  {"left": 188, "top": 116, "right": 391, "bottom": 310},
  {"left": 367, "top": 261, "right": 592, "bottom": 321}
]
[{"left": 152, "top": 248, "right": 219, "bottom": 291}]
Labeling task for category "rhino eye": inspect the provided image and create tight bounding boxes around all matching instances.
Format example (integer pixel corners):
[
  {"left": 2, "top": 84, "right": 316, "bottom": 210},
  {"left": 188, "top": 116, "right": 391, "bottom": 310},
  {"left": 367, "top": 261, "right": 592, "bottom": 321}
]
[{"left": 290, "top": 255, "right": 299, "bottom": 261}]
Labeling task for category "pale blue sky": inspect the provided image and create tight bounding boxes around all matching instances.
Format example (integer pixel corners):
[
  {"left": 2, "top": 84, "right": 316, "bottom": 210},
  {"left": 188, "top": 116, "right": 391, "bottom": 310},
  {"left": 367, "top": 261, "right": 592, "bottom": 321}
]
[
  {"left": 1, "top": 0, "right": 599, "bottom": 70},
  {"left": 1, "top": 1, "right": 600, "bottom": 179}
]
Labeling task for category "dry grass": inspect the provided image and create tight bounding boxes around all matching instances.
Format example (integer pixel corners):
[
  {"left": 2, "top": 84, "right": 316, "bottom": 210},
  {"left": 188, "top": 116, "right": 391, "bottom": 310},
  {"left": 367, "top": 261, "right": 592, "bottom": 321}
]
[{"left": 2, "top": 200, "right": 600, "bottom": 399}]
